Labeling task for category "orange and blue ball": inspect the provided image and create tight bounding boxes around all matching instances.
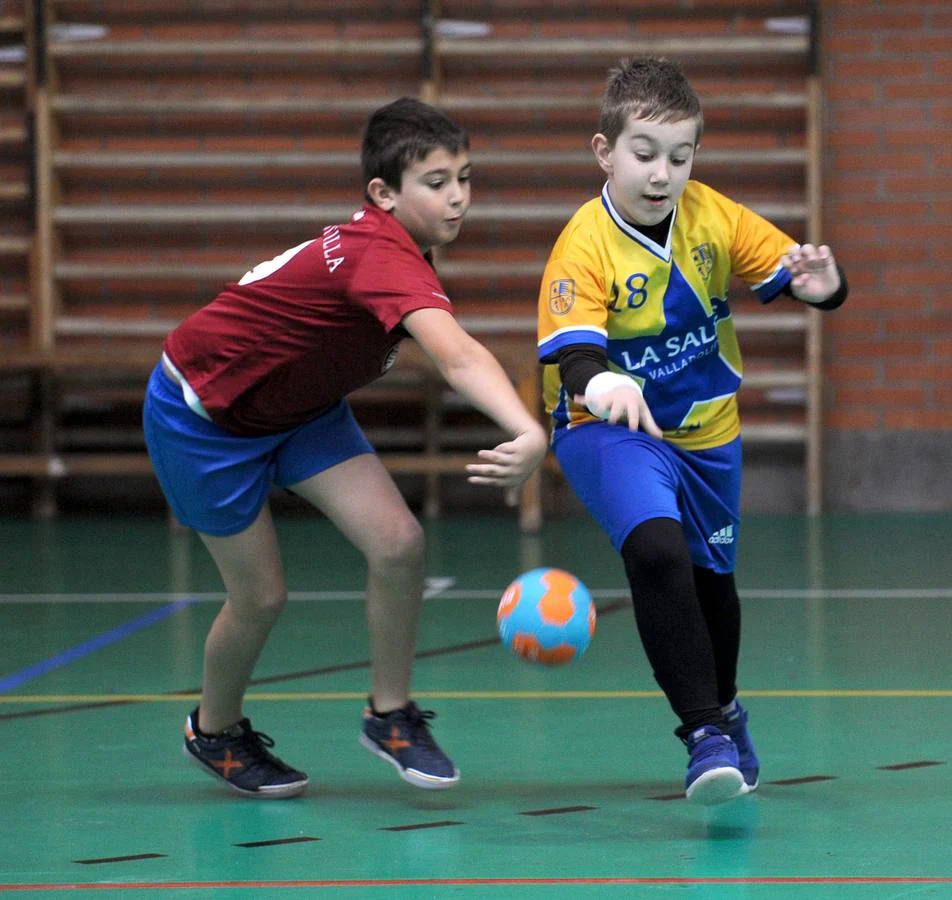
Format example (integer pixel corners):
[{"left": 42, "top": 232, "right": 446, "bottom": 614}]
[{"left": 497, "top": 567, "right": 596, "bottom": 665}]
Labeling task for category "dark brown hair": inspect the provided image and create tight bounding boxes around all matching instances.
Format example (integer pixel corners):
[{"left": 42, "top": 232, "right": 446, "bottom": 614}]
[
  {"left": 598, "top": 57, "right": 704, "bottom": 146},
  {"left": 361, "top": 97, "right": 469, "bottom": 193}
]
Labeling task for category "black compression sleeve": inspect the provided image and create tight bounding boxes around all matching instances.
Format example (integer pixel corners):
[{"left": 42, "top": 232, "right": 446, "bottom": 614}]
[
  {"left": 557, "top": 344, "right": 610, "bottom": 398},
  {"left": 782, "top": 263, "right": 849, "bottom": 310}
]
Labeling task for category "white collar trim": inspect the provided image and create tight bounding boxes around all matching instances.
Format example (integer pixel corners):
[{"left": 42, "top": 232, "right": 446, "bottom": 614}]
[{"left": 600, "top": 182, "right": 675, "bottom": 262}]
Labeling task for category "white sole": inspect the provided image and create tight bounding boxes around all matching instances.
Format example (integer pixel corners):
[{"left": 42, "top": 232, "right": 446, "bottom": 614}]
[
  {"left": 686, "top": 765, "right": 746, "bottom": 806},
  {"left": 183, "top": 742, "right": 308, "bottom": 799},
  {"left": 359, "top": 733, "right": 460, "bottom": 790}
]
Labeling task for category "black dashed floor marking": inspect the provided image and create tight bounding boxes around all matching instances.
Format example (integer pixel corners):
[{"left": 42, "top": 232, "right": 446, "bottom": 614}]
[
  {"left": 381, "top": 820, "right": 464, "bottom": 832},
  {"left": 74, "top": 853, "right": 167, "bottom": 865},
  {"left": 234, "top": 836, "right": 321, "bottom": 848},
  {"left": 767, "top": 775, "right": 837, "bottom": 786},
  {"left": 520, "top": 805, "right": 597, "bottom": 816},
  {"left": 649, "top": 792, "right": 685, "bottom": 801},
  {"left": 878, "top": 760, "right": 946, "bottom": 771}
]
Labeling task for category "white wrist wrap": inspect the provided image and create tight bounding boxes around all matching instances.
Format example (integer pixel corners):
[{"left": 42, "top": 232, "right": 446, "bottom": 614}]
[{"left": 584, "top": 371, "right": 642, "bottom": 419}]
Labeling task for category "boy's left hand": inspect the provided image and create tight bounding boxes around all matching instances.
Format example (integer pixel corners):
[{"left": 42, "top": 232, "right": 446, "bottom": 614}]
[
  {"left": 780, "top": 243, "right": 841, "bottom": 304},
  {"left": 466, "top": 426, "right": 548, "bottom": 488}
]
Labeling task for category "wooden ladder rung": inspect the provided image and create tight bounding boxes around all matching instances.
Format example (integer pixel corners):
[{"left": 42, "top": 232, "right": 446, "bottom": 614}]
[
  {"left": 0, "top": 71, "right": 27, "bottom": 90},
  {"left": 51, "top": 91, "right": 807, "bottom": 116},
  {"left": 52, "top": 200, "right": 807, "bottom": 226},
  {"left": 733, "top": 313, "right": 808, "bottom": 332},
  {"left": 53, "top": 260, "right": 546, "bottom": 280},
  {"left": 0, "top": 125, "right": 27, "bottom": 146},
  {"left": 52, "top": 204, "right": 355, "bottom": 225},
  {"left": 470, "top": 202, "right": 808, "bottom": 223},
  {"left": 0, "top": 235, "right": 31, "bottom": 256},
  {"left": 0, "top": 293, "right": 29, "bottom": 311},
  {"left": 378, "top": 453, "right": 486, "bottom": 475},
  {"left": 0, "top": 451, "right": 498, "bottom": 480},
  {"left": 55, "top": 317, "right": 176, "bottom": 338},
  {"left": 441, "top": 92, "right": 807, "bottom": 111},
  {"left": 49, "top": 311, "right": 806, "bottom": 340},
  {"left": 52, "top": 148, "right": 807, "bottom": 170},
  {"left": 50, "top": 34, "right": 805, "bottom": 60},
  {"left": 438, "top": 35, "right": 809, "bottom": 58},
  {"left": 55, "top": 262, "right": 243, "bottom": 280},
  {"left": 50, "top": 38, "right": 422, "bottom": 58},
  {"left": 52, "top": 95, "right": 386, "bottom": 114},
  {"left": 0, "top": 181, "right": 29, "bottom": 201},
  {"left": 473, "top": 149, "right": 807, "bottom": 167},
  {"left": 53, "top": 313, "right": 541, "bottom": 342},
  {"left": 0, "top": 16, "right": 25, "bottom": 34},
  {"left": 0, "top": 453, "right": 155, "bottom": 477},
  {"left": 741, "top": 423, "right": 808, "bottom": 443},
  {"left": 742, "top": 370, "right": 808, "bottom": 388},
  {"left": 0, "top": 350, "right": 159, "bottom": 372},
  {"left": 53, "top": 151, "right": 356, "bottom": 169}
]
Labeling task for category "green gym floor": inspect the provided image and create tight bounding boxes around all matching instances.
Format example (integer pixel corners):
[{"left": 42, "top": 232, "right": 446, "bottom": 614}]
[{"left": 0, "top": 511, "right": 950, "bottom": 898}]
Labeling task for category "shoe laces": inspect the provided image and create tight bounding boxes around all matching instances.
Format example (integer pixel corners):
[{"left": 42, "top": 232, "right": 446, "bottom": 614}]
[
  {"left": 400, "top": 703, "right": 440, "bottom": 748},
  {"left": 687, "top": 728, "right": 732, "bottom": 761},
  {"left": 228, "top": 721, "right": 290, "bottom": 769}
]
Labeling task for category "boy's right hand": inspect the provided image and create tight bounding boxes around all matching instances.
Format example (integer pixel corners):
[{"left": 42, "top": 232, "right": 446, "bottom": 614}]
[{"left": 575, "top": 372, "right": 663, "bottom": 438}]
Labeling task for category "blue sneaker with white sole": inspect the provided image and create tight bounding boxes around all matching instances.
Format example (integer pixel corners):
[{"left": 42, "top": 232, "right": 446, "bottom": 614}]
[
  {"left": 183, "top": 708, "right": 308, "bottom": 799},
  {"left": 360, "top": 701, "right": 459, "bottom": 790},
  {"left": 684, "top": 725, "right": 745, "bottom": 805},
  {"left": 722, "top": 701, "right": 760, "bottom": 791}
]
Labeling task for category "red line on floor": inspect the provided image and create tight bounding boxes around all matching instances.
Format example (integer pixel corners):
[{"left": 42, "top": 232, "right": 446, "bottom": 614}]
[{"left": 1, "top": 876, "right": 951, "bottom": 890}]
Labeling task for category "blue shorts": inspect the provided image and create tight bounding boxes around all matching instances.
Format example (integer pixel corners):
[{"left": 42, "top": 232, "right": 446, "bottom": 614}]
[
  {"left": 553, "top": 424, "right": 742, "bottom": 573},
  {"left": 143, "top": 362, "right": 374, "bottom": 536}
]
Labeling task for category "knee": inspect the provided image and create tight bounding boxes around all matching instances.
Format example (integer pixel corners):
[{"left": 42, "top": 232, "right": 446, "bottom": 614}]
[
  {"left": 622, "top": 517, "right": 690, "bottom": 580},
  {"left": 226, "top": 580, "right": 288, "bottom": 624},
  {"left": 367, "top": 515, "right": 425, "bottom": 572}
]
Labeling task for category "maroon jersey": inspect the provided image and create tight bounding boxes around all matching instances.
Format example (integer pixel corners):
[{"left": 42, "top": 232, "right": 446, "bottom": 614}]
[{"left": 164, "top": 205, "right": 453, "bottom": 435}]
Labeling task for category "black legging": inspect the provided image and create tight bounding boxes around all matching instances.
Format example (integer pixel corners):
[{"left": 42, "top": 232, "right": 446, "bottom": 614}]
[{"left": 621, "top": 517, "right": 741, "bottom": 739}]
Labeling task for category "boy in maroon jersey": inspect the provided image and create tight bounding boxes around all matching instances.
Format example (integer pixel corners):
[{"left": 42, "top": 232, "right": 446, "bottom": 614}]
[{"left": 144, "top": 98, "right": 548, "bottom": 798}]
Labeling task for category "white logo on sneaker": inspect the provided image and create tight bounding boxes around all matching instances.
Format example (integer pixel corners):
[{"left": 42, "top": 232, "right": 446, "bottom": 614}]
[{"left": 707, "top": 525, "right": 735, "bottom": 545}]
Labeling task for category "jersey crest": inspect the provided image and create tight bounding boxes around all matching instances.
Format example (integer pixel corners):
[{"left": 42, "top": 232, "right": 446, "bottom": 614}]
[{"left": 548, "top": 278, "right": 576, "bottom": 315}]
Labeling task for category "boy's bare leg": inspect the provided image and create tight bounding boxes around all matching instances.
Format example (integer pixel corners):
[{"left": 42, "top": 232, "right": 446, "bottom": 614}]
[
  {"left": 197, "top": 504, "right": 287, "bottom": 734},
  {"left": 290, "top": 453, "right": 425, "bottom": 713}
]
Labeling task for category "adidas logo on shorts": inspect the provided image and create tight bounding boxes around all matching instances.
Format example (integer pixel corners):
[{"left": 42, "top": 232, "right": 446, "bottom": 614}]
[{"left": 708, "top": 525, "right": 735, "bottom": 545}]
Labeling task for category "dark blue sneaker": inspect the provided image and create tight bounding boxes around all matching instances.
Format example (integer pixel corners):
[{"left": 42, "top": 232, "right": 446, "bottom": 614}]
[
  {"left": 183, "top": 708, "right": 308, "bottom": 799},
  {"left": 722, "top": 701, "right": 759, "bottom": 791},
  {"left": 684, "top": 725, "right": 745, "bottom": 805},
  {"left": 359, "top": 701, "right": 459, "bottom": 790}
]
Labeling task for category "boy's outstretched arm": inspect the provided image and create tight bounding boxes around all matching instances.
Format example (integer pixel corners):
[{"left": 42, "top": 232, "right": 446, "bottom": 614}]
[
  {"left": 780, "top": 243, "right": 843, "bottom": 305},
  {"left": 402, "top": 307, "right": 548, "bottom": 487}
]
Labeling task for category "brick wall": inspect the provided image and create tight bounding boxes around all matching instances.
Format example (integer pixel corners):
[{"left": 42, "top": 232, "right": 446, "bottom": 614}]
[{"left": 821, "top": 0, "right": 951, "bottom": 509}]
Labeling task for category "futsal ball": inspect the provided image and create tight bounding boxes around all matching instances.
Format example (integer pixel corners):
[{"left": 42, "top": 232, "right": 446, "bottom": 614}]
[{"left": 497, "top": 567, "right": 595, "bottom": 665}]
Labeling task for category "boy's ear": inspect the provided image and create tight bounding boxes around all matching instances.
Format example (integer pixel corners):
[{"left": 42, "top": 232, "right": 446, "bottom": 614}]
[
  {"left": 591, "top": 133, "right": 613, "bottom": 175},
  {"left": 367, "top": 177, "right": 396, "bottom": 210}
]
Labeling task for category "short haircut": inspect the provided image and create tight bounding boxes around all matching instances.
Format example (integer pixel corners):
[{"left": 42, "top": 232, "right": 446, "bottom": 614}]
[
  {"left": 598, "top": 57, "right": 704, "bottom": 147},
  {"left": 361, "top": 97, "right": 469, "bottom": 192}
]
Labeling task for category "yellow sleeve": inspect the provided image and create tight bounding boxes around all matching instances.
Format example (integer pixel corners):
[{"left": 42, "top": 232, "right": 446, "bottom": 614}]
[
  {"left": 537, "top": 218, "right": 610, "bottom": 364},
  {"left": 729, "top": 200, "right": 797, "bottom": 302}
]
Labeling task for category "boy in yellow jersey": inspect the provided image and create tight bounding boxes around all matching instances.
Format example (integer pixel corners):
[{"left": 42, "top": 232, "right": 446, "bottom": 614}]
[{"left": 537, "top": 58, "right": 848, "bottom": 805}]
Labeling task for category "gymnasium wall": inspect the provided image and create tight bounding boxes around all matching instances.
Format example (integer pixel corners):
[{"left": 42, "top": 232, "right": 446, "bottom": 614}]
[
  {"left": 1, "top": 1, "right": 948, "bottom": 516},
  {"left": 820, "top": 0, "right": 951, "bottom": 510}
]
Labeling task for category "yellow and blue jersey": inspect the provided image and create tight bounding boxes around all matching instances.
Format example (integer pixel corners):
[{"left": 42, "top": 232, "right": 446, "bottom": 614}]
[{"left": 537, "top": 180, "right": 796, "bottom": 450}]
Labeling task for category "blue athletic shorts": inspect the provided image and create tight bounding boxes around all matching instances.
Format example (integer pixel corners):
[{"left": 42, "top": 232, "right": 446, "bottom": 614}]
[
  {"left": 143, "top": 362, "right": 374, "bottom": 536},
  {"left": 553, "top": 423, "right": 742, "bottom": 573}
]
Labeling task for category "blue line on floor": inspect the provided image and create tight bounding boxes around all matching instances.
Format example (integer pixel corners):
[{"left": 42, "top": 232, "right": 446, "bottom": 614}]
[{"left": 0, "top": 598, "right": 198, "bottom": 694}]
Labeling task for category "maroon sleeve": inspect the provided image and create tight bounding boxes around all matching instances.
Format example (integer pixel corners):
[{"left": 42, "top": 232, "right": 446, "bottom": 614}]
[{"left": 348, "top": 227, "right": 454, "bottom": 330}]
